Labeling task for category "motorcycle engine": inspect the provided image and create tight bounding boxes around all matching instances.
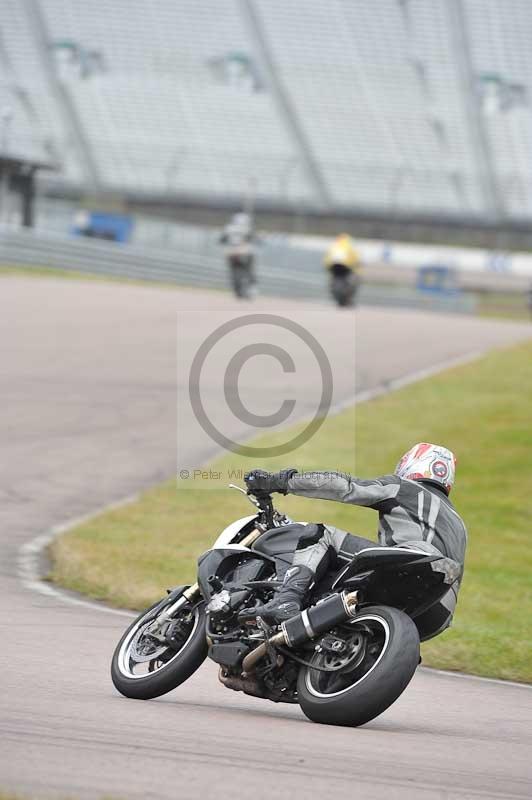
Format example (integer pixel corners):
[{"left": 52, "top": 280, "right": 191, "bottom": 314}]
[{"left": 206, "top": 589, "right": 232, "bottom": 618}]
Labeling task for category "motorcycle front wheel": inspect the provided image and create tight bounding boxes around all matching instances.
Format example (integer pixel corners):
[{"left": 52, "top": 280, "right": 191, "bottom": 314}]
[
  {"left": 111, "top": 596, "right": 207, "bottom": 700},
  {"left": 297, "top": 605, "right": 419, "bottom": 727}
]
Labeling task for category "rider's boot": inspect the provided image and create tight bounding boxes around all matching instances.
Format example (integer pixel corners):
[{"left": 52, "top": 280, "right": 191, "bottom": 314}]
[{"left": 241, "top": 565, "right": 314, "bottom": 624}]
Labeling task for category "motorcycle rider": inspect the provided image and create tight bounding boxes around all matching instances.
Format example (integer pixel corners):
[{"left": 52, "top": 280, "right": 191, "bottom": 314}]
[
  {"left": 243, "top": 443, "right": 467, "bottom": 639},
  {"left": 324, "top": 233, "right": 361, "bottom": 272},
  {"left": 324, "top": 233, "right": 361, "bottom": 306}
]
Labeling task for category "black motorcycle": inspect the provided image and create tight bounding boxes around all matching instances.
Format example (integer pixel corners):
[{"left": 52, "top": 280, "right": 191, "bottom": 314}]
[
  {"left": 329, "top": 263, "right": 359, "bottom": 307},
  {"left": 111, "top": 485, "right": 450, "bottom": 726},
  {"left": 228, "top": 253, "right": 255, "bottom": 299}
]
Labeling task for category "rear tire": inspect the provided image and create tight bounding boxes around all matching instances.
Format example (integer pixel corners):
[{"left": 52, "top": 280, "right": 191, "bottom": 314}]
[
  {"left": 111, "top": 599, "right": 207, "bottom": 700},
  {"left": 235, "top": 276, "right": 252, "bottom": 299},
  {"left": 331, "top": 275, "right": 356, "bottom": 307},
  {"left": 297, "top": 605, "right": 419, "bottom": 727}
]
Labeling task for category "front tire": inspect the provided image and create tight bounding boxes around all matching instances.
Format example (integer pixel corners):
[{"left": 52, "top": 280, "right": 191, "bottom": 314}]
[
  {"left": 111, "top": 598, "right": 207, "bottom": 700},
  {"left": 297, "top": 605, "right": 419, "bottom": 727}
]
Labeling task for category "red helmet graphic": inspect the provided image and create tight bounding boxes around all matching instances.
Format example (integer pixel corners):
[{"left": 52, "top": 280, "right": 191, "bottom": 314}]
[{"left": 395, "top": 443, "right": 456, "bottom": 494}]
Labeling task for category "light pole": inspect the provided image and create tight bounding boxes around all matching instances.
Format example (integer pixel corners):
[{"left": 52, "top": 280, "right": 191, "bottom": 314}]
[{"left": 0, "top": 105, "right": 14, "bottom": 224}]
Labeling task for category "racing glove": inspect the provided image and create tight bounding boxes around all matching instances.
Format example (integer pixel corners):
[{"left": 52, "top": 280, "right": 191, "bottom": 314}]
[{"left": 244, "top": 468, "right": 298, "bottom": 497}]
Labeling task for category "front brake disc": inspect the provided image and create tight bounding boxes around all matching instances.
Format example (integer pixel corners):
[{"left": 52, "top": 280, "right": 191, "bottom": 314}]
[{"left": 129, "top": 623, "right": 169, "bottom": 664}]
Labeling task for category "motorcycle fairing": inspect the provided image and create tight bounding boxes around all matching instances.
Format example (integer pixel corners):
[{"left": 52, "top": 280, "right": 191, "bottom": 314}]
[
  {"left": 331, "top": 547, "right": 453, "bottom": 639},
  {"left": 197, "top": 547, "right": 273, "bottom": 600},
  {"left": 252, "top": 523, "right": 307, "bottom": 561},
  {"left": 212, "top": 515, "right": 258, "bottom": 549},
  {"left": 412, "top": 584, "right": 458, "bottom": 641},
  {"left": 332, "top": 546, "right": 439, "bottom": 589}
]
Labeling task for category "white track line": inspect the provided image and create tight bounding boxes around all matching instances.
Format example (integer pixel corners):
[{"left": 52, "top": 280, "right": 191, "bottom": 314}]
[
  {"left": 17, "top": 345, "right": 532, "bottom": 687},
  {"left": 421, "top": 665, "right": 532, "bottom": 690},
  {"left": 17, "top": 496, "right": 139, "bottom": 618}
]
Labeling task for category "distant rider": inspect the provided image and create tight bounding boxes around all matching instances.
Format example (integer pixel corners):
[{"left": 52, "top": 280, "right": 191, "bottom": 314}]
[
  {"left": 324, "top": 233, "right": 361, "bottom": 274},
  {"left": 243, "top": 443, "right": 467, "bottom": 639},
  {"left": 324, "top": 233, "right": 362, "bottom": 306}
]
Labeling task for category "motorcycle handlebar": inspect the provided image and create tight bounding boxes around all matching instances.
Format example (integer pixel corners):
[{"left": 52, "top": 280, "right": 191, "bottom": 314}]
[
  {"left": 254, "top": 493, "right": 275, "bottom": 529},
  {"left": 227, "top": 484, "right": 275, "bottom": 529}
]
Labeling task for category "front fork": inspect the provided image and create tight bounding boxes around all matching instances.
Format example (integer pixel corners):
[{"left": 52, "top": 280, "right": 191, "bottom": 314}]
[{"left": 156, "top": 583, "right": 200, "bottom": 627}]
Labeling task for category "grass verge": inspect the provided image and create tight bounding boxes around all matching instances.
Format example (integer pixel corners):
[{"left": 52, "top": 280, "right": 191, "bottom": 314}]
[
  {"left": 1, "top": 263, "right": 142, "bottom": 284},
  {"left": 476, "top": 289, "right": 531, "bottom": 321},
  {"left": 0, "top": 263, "right": 222, "bottom": 293},
  {"left": 50, "top": 341, "right": 532, "bottom": 682}
]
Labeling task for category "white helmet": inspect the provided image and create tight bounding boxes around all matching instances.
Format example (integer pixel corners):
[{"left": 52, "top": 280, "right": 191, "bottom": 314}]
[
  {"left": 231, "top": 212, "right": 252, "bottom": 231},
  {"left": 395, "top": 443, "right": 456, "bottom": 495}
]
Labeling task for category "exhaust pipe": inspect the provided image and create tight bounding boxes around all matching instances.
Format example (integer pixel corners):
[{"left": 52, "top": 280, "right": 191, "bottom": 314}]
[
  {"left": 241, "top": 631, "right": 286, "bottom": 675},
  {"left": 242, "top": 590, "right": 358, "bottom": 674}
]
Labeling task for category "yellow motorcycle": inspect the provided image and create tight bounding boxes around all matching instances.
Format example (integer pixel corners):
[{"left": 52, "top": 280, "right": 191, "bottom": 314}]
[{"left": 325, "top": 234, "right": 361, "bottom": 308}]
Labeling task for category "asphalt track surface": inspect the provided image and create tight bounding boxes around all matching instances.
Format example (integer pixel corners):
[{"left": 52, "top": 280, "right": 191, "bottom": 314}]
[{"left": 1, "top": 276, "right": 531, "bottom": 800}]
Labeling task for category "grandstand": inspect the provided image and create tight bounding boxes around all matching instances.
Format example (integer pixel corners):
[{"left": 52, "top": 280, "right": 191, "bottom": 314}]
[{"left": 1, "top": 0, "right": 532, "bottom": 241}]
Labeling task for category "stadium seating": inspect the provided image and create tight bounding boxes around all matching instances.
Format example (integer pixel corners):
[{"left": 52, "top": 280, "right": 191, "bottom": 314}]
[
  {"left": 1, "top": 0, "right": 530, "bottom": 218},
  {"left": 465, "top": 0, "right": 532, "bottom": 216},
  {"left": 0, "top": 0, "right": 83, "bottom": 178}
]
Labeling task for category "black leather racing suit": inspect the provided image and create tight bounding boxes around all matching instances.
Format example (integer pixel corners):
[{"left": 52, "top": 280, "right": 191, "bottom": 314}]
[{"left": 285, "top": 471, "right": 467, "bottom": 638}]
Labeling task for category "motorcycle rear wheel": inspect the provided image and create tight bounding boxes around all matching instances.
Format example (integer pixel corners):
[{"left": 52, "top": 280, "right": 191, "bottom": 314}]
[
  {"left": 297, "top": 605, "right": 419, "bottom": 727},
  {"left": 111, "top": 597, "right": 207, "bottom": 700},
  {"left": 330, "top": 276, "right": 357, "bottom": 307},
  {"left": 232, "top": 270, "right": 253, "bottom": 299}
]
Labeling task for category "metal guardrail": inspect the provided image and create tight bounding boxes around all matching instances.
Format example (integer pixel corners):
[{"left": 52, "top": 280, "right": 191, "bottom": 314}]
[
  {"left": 0, "top": 226, "right": 324, "bottom": 297},
  {"left": 0, "top": 226, "right": 476, "bottom": 312}
]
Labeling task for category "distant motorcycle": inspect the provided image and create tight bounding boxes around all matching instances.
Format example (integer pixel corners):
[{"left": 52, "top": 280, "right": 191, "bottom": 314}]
[
  {"left": 111, "top": 485, "right": 449, "bottom": 726},
  {"left": 220, "top": 212, "right": 257, "bottom": 299},
  {"left": 228, "top": 252, "right": 255, "bottom": 299},
  {"left": 329, "top": 263, "right": 359, "bottom": 307}
]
